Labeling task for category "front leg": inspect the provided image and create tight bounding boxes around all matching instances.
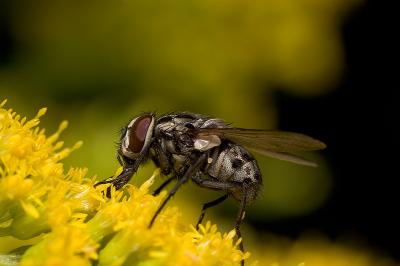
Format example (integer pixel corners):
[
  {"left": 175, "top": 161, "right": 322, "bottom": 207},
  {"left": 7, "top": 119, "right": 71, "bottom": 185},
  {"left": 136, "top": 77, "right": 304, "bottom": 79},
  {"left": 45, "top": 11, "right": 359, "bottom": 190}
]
[
  {"left": 94, "top": 155, "right": 139, "bottom": 192},
  {"left": 94, "top": 165, "right": 135, "bottom": 189}
]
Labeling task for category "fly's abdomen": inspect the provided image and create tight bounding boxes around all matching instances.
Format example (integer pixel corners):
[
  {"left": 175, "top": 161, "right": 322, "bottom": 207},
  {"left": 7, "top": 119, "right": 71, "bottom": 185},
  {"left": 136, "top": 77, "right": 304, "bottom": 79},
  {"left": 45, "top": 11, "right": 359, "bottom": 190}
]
[{"left": 207, "top": 143, "right": 262, "bottom": 202}]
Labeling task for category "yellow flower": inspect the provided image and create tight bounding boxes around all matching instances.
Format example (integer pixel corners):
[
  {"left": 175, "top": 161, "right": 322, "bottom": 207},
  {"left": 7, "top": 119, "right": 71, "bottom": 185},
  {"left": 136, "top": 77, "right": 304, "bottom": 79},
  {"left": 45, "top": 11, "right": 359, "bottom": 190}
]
[
  {"left": 20, "top": 224, "right": 98, "bottom": 266},
  {"left": 0, "top": 100, "right": 395, "bottom": 266},
  {"left": 0, "top": 100, "right": 249, "bottom": 266}
]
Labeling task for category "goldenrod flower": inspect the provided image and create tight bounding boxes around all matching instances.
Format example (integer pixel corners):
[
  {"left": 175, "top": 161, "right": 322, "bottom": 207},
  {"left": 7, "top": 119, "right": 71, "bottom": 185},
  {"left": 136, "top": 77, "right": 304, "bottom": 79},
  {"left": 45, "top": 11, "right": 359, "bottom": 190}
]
[
  {"left": 0, "top": 100, "right": 395, "bottom": 266},
  {"left": 0, "top": 100, "right": 249, "bottom": 266}
]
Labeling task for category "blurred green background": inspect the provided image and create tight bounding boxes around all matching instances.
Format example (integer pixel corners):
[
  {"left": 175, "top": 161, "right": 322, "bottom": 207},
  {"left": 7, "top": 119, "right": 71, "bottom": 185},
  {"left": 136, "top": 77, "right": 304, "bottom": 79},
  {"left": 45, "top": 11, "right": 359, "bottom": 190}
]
[
  {"left": 0, "top": 0, "right": 356, "bottom": 219},
  {"left": 4, "top": 0, "right": 395, "bottom": 264}
]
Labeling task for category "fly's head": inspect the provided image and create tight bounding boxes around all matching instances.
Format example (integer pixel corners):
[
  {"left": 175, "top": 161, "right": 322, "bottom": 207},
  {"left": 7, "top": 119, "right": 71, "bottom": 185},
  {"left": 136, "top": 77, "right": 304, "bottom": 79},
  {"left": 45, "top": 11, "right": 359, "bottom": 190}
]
[{"left": 119, "top": 114, "right": 156, "bottom": 168}]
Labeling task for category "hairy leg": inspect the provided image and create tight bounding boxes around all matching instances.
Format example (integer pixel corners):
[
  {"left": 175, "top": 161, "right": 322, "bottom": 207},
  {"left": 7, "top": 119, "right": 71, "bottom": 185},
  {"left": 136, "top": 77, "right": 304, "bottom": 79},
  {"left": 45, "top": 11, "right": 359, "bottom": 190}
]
[
  {"left": 235, "top": 192, "right": 247, "bottom": 266},
  {"left": 152, "top": 176, "right": 175, "bottom": 196},
  {"left": 148, "top": 154, "right": 207, "bottom": 228},
  {"left": 196, "top": 194, "right": 229, "bottom": 229}
]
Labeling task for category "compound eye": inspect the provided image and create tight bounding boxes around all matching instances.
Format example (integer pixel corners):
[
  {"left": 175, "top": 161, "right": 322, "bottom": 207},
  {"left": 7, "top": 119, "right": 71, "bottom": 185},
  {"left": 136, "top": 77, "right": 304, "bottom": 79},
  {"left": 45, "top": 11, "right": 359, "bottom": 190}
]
[{"left": 126, "top": 115, "right": 153, "bottom": 154}]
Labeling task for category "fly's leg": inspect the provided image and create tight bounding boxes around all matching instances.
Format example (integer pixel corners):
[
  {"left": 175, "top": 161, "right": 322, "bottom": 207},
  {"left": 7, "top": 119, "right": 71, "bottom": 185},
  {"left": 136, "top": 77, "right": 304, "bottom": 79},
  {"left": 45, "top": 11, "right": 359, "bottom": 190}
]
[
  {"left": 94, "top": 154, "right": 139, "bottom": 197},
  {"left": 148, "top": 153, "right": 207, "bottom": 228},
  {"left": 235, "top": 191, "right": 247, "bottom": 266},
  {"left": 191, "top": 175, "right": 238, "bottom": 191},
  {"left": 148, "top": 175, "right": 187, "bottom": 228},
  {"left": 192, "top": 174, "right": 249, "bottom": 266},
  {"left": 196, "top": 194, "right": 228, "bottom": 230},
  {"left": 151, "top": 142, "right": 171, "bottom": 176},
  {"left": 152, "top": 176, "right": 175, "bottom": 196},
  {"left": 191, "top": 175, "right": 237, "bottom": 229},
  {"left": 94, "top": 166, "right": 135, "bottom": 197},
  {"left": 117, "top": 154, "right": 124, "bottom": 166},
  {"left": 150, "top": 143, "right": 174, "bottom": 196}
]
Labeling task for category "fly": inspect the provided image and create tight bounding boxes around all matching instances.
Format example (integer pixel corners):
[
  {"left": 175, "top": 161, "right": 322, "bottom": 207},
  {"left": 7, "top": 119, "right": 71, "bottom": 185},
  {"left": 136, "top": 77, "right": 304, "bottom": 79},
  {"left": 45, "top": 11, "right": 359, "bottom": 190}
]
[{"left": 94, "top": 112, "right": 326, "bottom": 265}]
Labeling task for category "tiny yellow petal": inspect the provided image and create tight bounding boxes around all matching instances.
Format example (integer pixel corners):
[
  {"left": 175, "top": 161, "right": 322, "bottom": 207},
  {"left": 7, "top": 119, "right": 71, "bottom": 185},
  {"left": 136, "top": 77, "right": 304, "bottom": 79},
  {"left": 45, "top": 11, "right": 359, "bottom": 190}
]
[
  {"left": 1, "top": 98, "right": 7, "bottom": 107},
  {"left": 59, "top": 120, "right": 69, "bottom": 131},
  {"left": 0, "top": 219, "right": 13, "bottom": 228},
  {"left": 227, "top": 230, "right": 236, "bottom": 239},
  {"left": 149, "top": 250, "right": 167, "bottom": 258},
  {"left": 36, "top": 107, "right": 47, "bottom": 118},
  {"left": 73, "top": 141, "right": 83, "bottom": 149},
  {"left": 20, "top": 200, "right": 40, "bottom": 219},
  {"left": 140, "top": 168, "right": 160, "bottom": 192}
]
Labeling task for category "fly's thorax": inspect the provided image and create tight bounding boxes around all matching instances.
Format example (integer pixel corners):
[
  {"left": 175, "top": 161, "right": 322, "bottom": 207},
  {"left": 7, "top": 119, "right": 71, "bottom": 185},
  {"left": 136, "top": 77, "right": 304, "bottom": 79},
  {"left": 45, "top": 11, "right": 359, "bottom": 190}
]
[
  {"left": 155, "top": 113, "right": 224, "bottom": 156},
  {"left": 171, "top": 154, "right": 188, "bottom": 174},
  {"left": 158, "top": 131, "right": 194, "bottom": 156}
]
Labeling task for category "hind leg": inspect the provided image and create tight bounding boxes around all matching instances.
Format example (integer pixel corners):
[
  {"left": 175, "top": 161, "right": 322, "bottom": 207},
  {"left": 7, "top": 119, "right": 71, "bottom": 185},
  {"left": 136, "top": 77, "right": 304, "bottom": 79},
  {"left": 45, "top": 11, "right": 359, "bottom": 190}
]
[{"left": 196, "top": 194, "right": 229, "bottom": 229}]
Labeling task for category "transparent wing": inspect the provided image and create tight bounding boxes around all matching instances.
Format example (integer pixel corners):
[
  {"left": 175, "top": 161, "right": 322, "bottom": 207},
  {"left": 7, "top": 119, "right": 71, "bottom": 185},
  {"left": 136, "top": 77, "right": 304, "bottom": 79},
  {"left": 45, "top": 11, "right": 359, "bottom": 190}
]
[{"left": 194, "top": 128, "right": 326, "bottom": 167}]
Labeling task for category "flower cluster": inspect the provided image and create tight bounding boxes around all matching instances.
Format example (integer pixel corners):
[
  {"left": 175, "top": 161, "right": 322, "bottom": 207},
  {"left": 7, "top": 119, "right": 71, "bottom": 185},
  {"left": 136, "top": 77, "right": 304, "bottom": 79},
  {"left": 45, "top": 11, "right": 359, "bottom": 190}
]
[
  {"left": 0, "top": 100, "right": 249, "bottom": 266},
  {"left": 1, "top": 100, "right": 395, "bottom": 266}
]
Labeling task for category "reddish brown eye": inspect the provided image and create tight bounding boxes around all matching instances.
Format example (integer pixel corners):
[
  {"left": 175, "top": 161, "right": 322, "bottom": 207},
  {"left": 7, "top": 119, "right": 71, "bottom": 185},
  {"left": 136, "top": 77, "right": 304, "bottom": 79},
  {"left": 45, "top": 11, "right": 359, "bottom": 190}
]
[{"left": 128, "top": 115, "right": 152, "bottom": 153}]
